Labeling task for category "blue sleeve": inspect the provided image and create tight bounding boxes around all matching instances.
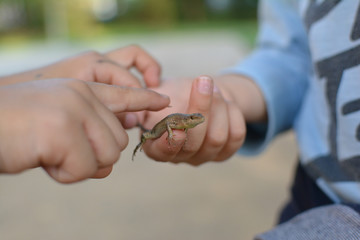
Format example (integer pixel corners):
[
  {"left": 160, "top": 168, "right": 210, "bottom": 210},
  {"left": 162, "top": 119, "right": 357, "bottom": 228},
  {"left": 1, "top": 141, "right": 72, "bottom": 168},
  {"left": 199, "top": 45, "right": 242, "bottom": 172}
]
[{"left": 223, "top": 0, "right": 312, "bottom": 155}]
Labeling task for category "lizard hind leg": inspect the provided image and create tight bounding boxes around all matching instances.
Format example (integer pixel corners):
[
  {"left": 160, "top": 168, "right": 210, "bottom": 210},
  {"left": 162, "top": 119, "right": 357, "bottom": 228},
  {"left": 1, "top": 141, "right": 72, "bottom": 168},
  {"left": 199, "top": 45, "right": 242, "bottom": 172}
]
[
  {"left": 132, "top": 139, "right": 145, "bottom": 161},
  {"left": 132, "top": 137, "right": 146, "bottom": 161}
]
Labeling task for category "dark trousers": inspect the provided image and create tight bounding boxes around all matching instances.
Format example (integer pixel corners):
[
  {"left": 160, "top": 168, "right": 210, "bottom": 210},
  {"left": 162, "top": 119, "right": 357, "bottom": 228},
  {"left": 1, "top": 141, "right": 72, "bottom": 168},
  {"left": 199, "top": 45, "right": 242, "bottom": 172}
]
[
  {"left": 278, "top": 162, "right": 360, "bottom": 224},
  {"left": 278, "top": 163, "right": 335, "bottom": 224}
]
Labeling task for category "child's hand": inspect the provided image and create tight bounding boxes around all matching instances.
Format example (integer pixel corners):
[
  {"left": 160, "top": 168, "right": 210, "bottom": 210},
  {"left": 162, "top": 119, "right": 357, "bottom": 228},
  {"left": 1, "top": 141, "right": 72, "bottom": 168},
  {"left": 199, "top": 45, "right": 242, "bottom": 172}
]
[
  {"left": 0, "top": 79, "right": 169, "bottom": 183},
  {"left": 0, "top": 45, "right": 161, "bottom": 88},
  {"left": 139, "top": 76, "right": 248, "bottom": 165}
]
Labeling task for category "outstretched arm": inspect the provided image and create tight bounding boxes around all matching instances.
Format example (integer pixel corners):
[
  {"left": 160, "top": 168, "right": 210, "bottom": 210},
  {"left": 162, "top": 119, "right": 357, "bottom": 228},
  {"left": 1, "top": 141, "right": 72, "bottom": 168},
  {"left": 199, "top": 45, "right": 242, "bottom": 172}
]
[
  {"left": 0, "top": 45, "right": 161, "bottom": 88},
  {"left": 137, "top": 0, "right": 311, "bottom": 164}
]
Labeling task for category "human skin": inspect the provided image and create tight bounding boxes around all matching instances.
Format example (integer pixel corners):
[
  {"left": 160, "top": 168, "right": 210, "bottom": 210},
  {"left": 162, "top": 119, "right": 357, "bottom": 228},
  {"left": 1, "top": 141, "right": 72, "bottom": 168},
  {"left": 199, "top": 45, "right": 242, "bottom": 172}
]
[
  {"left": 0, "top": 45, "right": 170, "bottom": 183},
  {"left": 0, "top": 45, "right": 161, "bottom": 128},
  {"left": 0, "top": 45, "right": 160, "bottom": 88},
  {"left": 0, "top": 79, "right": 170, "bottom": 183},
  {"left": 139, "top": 74, "right": 267, "bottom": 165}
]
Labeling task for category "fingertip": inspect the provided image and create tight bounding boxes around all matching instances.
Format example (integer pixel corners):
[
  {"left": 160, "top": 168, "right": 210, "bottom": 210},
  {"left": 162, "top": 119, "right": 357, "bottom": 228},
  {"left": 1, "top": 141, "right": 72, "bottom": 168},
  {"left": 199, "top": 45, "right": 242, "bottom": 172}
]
[
  {"left": 144, "top": 65, "right": 161, "bottom": 87},
  {"left": 187, "top": 75, "right": 213, "bottom": 113},
  {"left": 45, "top": 166, "right": 81, "bottom": 184},
  {"left": 195, "top": 75, "right": 214, "bottom": 95},
  {"left": 153, "top": 92, "right": 171, "bottom": 110},
  {"left": 159, "top": 92, "right": 170, "bottom": 100},
  {"left": 145, "top": 92, "right": 170, "bottom": 111},
  {"left": 92, "top": 166, "right": 113, "bottom": 179}
]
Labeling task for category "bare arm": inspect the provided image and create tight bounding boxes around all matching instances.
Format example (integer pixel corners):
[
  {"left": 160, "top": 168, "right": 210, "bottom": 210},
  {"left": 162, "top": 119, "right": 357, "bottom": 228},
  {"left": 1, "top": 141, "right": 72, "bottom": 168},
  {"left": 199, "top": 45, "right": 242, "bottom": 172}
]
[
  {"left": 214, "top": 74, "right": 267, "bottom": 123},
  {"left": 0, "top": 45, "right": 161, "bottom": 88}
]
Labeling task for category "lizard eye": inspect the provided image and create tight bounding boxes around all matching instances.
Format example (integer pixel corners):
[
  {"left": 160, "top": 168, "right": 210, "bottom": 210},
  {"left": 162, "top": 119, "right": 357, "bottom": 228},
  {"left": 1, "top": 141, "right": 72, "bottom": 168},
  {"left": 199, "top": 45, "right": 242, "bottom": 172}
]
[{"left": 190, "top": 116, "right": 194, "bottom": 119}]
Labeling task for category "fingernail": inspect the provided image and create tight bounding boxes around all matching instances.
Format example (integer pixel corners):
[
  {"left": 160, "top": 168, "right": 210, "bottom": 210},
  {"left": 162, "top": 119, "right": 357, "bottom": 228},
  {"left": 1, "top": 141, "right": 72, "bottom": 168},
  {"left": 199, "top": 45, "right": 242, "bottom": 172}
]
[{"left": 197, "top": 76, "right": 212, "bottom": 95}]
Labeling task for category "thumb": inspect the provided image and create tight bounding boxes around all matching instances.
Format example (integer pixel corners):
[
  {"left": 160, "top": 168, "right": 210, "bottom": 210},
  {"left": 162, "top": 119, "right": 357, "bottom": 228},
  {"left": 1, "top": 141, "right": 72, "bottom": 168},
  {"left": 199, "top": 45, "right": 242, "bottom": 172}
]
[{"left": 182, "top": 75, "right": 213, "bottom": 151}]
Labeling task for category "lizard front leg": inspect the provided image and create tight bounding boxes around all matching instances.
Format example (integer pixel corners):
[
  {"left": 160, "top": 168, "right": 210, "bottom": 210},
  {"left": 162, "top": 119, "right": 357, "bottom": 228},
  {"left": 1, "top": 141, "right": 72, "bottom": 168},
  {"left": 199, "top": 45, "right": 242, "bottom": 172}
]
[{"left": 166, "top": 122, "right": 173, "bottom": 145}]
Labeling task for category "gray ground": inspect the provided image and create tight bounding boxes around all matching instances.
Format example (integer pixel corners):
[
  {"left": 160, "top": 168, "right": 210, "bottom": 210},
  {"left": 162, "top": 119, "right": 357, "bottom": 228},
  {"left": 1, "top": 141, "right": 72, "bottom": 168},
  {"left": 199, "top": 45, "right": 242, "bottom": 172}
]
[{"left": 0, "top": 31, "right": 298, "bottom": 240}]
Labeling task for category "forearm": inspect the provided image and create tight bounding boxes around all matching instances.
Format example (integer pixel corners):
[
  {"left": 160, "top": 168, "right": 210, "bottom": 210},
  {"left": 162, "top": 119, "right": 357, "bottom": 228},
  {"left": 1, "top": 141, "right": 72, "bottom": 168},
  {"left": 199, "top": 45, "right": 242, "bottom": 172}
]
[
  {"left": 0, "top": 69, "right": 42, "bottom": 86},
  {"left": 214, "top": 74, "right": 267, "bottom": 123},
  {"left": 0, "top": 45, "right": 163, "bottom": 88}
]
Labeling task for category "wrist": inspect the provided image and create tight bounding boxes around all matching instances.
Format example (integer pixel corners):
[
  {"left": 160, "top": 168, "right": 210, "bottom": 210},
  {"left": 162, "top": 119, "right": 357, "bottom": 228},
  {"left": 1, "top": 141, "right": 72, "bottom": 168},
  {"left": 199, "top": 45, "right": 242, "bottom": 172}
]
[
  {"left": 0, "top": 69, "right": 40, "bottom": 86},
  {"left": 214, "top": 74, "right": 267, "bottom": 123}
]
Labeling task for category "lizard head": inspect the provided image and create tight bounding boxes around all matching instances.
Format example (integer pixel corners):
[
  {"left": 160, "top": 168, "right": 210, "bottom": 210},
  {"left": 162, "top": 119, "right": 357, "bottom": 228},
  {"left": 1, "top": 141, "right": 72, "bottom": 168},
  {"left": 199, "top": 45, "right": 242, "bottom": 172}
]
[{"left": 187, "top": 113, "right": 205, "bottom": 128}]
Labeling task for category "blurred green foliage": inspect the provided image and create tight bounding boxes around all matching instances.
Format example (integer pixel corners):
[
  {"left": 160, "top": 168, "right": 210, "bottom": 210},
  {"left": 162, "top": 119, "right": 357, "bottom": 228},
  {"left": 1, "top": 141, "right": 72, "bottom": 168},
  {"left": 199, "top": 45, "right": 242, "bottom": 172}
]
[
  {"left": 112, "top": 0, "right": 258, "bottom": 23},
  {"left": 0, "top": 0, "right": 258, "bottom": 43}
]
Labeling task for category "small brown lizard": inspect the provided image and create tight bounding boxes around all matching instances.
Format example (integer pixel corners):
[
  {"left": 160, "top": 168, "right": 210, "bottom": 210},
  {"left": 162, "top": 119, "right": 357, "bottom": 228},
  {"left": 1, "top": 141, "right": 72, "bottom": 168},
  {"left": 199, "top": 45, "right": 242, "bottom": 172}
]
[{"left": 132, "top": 113, "right": 205, "bottom": 160}]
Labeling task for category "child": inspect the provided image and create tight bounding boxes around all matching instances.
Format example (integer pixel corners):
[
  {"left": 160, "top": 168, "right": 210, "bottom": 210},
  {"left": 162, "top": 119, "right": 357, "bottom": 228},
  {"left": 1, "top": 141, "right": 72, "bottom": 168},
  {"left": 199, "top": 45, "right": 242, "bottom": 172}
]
[{"left": 139, "top": 0, "right": 360, "bottom": 238}]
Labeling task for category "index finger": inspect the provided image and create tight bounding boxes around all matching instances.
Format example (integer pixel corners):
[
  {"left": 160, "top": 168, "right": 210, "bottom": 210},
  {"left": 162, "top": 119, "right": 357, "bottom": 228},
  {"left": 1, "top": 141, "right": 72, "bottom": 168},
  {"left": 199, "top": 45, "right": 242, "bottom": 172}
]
[
  {"left": 87, "top": 82, "right": 170, "bottom": 113},
  {"left": 106, "top": 45, "right": 161, "bottom": 88}
]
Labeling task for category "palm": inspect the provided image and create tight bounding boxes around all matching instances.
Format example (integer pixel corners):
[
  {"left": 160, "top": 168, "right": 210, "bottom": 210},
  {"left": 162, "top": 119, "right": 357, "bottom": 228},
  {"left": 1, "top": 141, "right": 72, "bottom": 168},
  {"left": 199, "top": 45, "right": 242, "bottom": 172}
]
[{"left": 142, "top": 78, "right": 193, "bottom": 130}]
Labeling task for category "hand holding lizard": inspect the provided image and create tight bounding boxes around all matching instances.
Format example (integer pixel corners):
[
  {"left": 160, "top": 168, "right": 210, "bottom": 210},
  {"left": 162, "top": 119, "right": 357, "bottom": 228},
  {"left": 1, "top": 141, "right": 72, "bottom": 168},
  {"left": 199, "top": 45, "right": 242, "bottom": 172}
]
[{"left": 139, "top": 75, "right": 250, "bottom": 165}]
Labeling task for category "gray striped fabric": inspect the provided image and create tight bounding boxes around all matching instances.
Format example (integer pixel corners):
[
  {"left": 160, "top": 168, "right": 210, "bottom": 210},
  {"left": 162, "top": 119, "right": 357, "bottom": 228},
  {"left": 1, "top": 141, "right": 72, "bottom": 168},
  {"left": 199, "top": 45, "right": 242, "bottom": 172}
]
[{"left": 255, "top": 205, "right": 360, "bottom": 240}]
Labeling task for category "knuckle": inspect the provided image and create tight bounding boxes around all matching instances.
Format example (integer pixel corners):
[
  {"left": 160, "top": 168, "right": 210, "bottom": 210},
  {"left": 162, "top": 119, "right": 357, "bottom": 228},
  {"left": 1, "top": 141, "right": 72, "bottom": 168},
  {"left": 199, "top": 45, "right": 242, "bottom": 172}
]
[
  {"left": 50, "top": 109, "right": 76, "bottom": 131},
  {"left": 34, "top": 138, "right": 52, "bottom": 164},
  {"left": 117, "top": 132, "right": 129, "bottom": 152},
  {"left": 194, "top": 103, "right": 211, "bottom": 113},
  {"left": 228, "top": 103, "right": 246, "bottom": 143},
  {"left": 119, "top": 134, "right": 129, "bottom": 151},
  {"left": 74, "top": 158, "right": 98, "bottom": 179},
  {"left": 231, "top": 126, "right": 246, "bottom": 144},
  {"left": 103, "top": 147, "right": 121, "bottom": 165},
  {"left": 73, "top": 166, "right": 97, "bottom": 183},
  {"left": 32, "top": 118, "right": 63, "bottom": 166}
]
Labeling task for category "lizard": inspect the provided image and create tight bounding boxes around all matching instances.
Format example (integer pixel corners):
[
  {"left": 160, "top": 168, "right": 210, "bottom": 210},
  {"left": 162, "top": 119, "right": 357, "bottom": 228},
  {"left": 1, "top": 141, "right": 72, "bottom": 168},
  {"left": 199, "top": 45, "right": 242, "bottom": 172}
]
[{"left": 132, "top": 113, "right": 205, "bottom": 160}]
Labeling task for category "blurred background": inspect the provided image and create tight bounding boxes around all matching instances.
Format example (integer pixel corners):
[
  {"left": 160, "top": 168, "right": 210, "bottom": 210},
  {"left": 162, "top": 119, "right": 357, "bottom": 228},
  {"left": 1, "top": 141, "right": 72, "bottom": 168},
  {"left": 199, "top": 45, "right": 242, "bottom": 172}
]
[
  {"left": 0, "top": 0, "right": 298, "bottom": 239},
  {"left": 0, "top": 0, "right": 257, "bottom": 46}
]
